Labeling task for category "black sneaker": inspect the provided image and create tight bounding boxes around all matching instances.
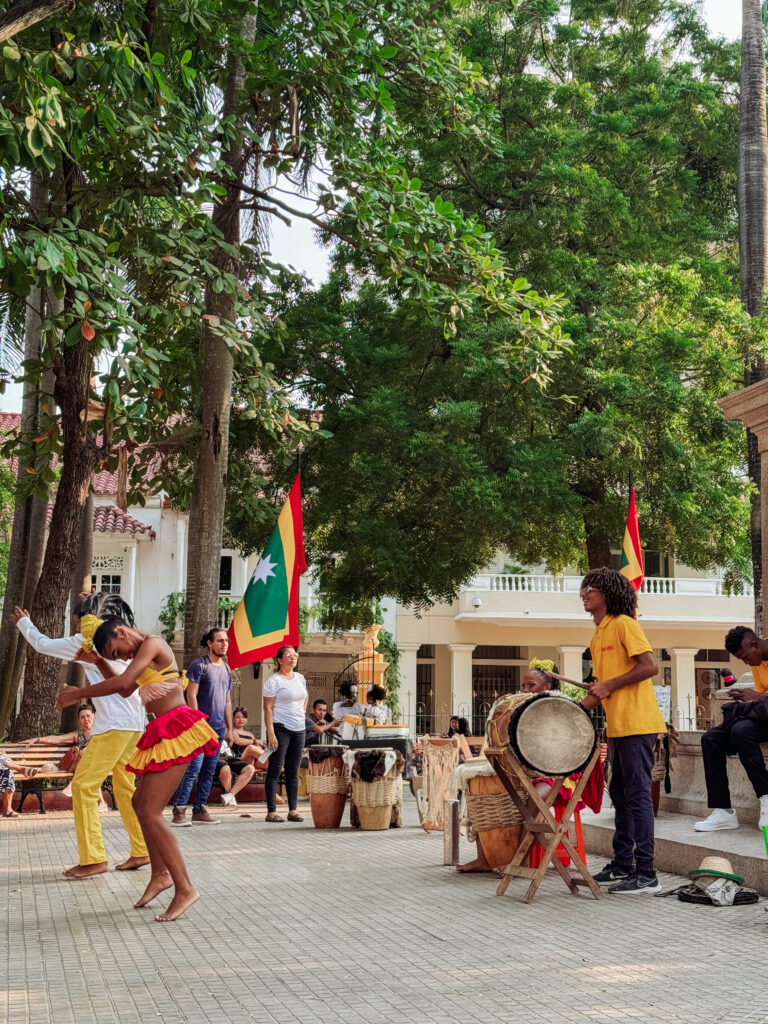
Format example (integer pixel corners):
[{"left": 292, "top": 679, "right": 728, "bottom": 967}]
[
  {"left": 608, "top": 873, "right": 661, "bottom": 894},
  {"left": 593, "top": 862, "right": 632, "bottom": 884}
]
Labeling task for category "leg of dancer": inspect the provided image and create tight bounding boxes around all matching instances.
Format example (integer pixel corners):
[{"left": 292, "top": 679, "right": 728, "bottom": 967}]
[{"left": 131, "top": 763, "right": 200, "bottom": 920}]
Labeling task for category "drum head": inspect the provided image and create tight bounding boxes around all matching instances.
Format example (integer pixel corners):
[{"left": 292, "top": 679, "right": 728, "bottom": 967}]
[{"left": 508, "top": 693, "right": 596, "bottom": 775}]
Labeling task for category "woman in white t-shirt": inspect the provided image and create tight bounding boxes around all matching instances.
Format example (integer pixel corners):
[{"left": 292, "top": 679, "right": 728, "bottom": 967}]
[{"left": 262, "top": 645, "right": 308, "bottom": 822}]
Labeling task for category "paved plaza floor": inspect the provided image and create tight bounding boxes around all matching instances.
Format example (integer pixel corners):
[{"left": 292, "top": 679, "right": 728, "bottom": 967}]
[{"left": 2, "top": 796, "right": 767, "bottom": 1024}]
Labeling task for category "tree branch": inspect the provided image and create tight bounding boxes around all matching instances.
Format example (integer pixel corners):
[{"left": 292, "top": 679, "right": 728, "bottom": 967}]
[{"left": 0, "top": 0, "right": 76, "bottom": 45}]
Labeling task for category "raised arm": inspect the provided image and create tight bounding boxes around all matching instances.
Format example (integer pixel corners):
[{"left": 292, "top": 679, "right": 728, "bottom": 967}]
[
  {"left": 13, "top": 609, "right": 82, "bottom": 662},
  {"left": 57, "top": 635, "right": 170, "bottom": 708}
]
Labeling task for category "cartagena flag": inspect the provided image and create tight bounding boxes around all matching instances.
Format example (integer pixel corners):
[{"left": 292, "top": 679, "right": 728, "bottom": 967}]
[
  {"left": 619, "top": 486, "right": 644, "bottom": 592},
  {"left": 227, "top": 475, "right": 306, "bottom": 669}
]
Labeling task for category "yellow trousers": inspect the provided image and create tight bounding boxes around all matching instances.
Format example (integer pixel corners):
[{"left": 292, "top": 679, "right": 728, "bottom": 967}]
[{"left": 71, "top": 730, "right": 147, "bottom": 865}]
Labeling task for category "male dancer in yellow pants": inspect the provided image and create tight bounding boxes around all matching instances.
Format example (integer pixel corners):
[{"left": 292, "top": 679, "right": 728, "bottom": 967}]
[{"left": 12, "top": 595, "right": 148, "bottom": 878}]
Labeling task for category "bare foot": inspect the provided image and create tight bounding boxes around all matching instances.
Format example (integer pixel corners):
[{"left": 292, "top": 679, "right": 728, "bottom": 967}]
[
  {"left": 2, "top": 810, "right": 19, "bottom": 818},
  {"left": 456, "top": 859, "right": 495, "bottom": 873},
  {"left": 63, "top": 862, "right": 109, "bottom": 878},
  {"left": 275, "top": 795, "right": 285, "bottom": 805},
  {"left": 115, "top": 856, "right": 151, "bottom": 871},
  {"left": 134, "top": 871, "right": 173, "bottom": 907},
  {"left": 155, "top": 888, "right": 199, "bottom": 922}
]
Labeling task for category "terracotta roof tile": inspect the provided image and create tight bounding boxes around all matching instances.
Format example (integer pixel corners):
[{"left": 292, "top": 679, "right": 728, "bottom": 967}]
[{"left": 45, "top": 504, "right": 155, "bottom": 538}]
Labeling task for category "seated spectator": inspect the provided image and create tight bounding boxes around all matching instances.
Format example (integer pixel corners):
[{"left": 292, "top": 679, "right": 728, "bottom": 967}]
[
  {"left": 444, "top": 716, "right": 470, "bottom": 738},
  {"left": 230, "top": 708, "right": 284, "bottom": 804},
  {"left": 0, "top": 751, "right": 37, "bottom": 818},
  {"left": 230, "top": 707, "right": 267, "bottom": 764},
  {"left": 216, "top": 740, "right": 256, "bottom": 807},
  {"left": 332, "top": 681, "right": 365, "bottom": 722},
  {"left": 364, "top": 684, "right": 391, "bottom": 725},
  {"left": 305, "top": 699, "right": 341, "bottom": 745},
  {"left": 28, "top": 704, "right": 108, "bottom": 810}
]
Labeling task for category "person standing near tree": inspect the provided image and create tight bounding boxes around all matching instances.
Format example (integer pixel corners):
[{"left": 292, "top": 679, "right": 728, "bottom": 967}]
[
  {"left": 580, "top": 567, "right": 664, "bottom": 894},
  {"left": 12, "top": 593, "right": 149, "bottom": 878},
  {"left": 171, "top": 628, "right": 235, "bottom": 827}
]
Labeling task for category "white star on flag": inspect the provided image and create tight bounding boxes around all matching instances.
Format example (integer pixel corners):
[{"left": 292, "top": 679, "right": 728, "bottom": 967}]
[{"left": 251, "top": 554, "right": 277, "bottom": 585}]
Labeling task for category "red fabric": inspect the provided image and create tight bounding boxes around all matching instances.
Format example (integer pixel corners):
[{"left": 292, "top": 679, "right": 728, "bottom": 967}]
[
  {"left": 529, "top": 806, "right": 585, "bottom": 868},
  {"left": 581, "top": 757, "right": 605, "bottom": 815},
  {"left": 134, "top": 705, "right": 210, "bottom": 748}
]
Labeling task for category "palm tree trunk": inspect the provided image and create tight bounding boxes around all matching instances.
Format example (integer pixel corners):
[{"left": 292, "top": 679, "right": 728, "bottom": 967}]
[
  {"left": 183, "top": 15, "right": 256, "bottom": 666},
  {"left": 739, "top": 0, "right": 768, "bottom": 633}
]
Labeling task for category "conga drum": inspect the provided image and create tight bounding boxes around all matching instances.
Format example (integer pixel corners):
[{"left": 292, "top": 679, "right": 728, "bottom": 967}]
[
  {"left": 306, "top": 747, "right": 349, "bottom": 828},
  {"left": 484, "top": 692, "right": 596, "bottom": 776},
  {"left": 453, "top": 758, "right": 522, "bottom": 869}
]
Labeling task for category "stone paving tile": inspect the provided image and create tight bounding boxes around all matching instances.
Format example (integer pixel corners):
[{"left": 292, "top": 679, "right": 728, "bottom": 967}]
[{"left": 1, "top": 800, "right": 768, "bottom": 1023}]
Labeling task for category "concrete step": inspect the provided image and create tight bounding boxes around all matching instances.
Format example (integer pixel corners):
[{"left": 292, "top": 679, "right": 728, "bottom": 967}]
[{"left": 582, "top": 806, "right": 768, "bottom": 894}]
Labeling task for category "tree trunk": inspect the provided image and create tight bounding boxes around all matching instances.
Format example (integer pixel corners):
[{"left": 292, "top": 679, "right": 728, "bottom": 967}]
[
  {"left": 183, "top": 16, "right": 256, "bottom": 666},
  {"left": 11, "top": 332, "right": 97, "bottom": 739},
  {"left": 61, "top": 492, "right": 94, "bottom": 732},
  {"left": 739, "top": 0, "right": 768, "bottom": 633},
  {"left": 0, "top": 174, "right": 53, "bottom": 733},
  {"left": 585, "top": 530, "right": 612, "bottom": 570}
]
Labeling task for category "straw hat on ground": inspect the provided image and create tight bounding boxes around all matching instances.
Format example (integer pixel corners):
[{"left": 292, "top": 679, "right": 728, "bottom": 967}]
[{"left": 688, "top": 856, "right": 744, "bottom": 885}]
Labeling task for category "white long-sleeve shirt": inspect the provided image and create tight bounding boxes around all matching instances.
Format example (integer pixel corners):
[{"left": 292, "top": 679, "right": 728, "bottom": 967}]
[{"left": 16, "top": 616, "right": 146, "bottom": 735}]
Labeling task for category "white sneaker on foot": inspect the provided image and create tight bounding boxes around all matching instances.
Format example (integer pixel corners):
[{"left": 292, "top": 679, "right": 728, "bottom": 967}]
[
  {"left": 220, "top": 792, "right": 237, "bottom": 807},
  {"left": 694, "top": 808, "right": 739, "bottom": 831},
  {"left": 759, "top": 795, "right": 768, "bottom": 828}
]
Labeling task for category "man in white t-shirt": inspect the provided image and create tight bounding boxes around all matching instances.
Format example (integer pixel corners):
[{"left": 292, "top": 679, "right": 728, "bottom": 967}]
[{"left": 12, "top": 595, "right": 148, "bottom": 878}]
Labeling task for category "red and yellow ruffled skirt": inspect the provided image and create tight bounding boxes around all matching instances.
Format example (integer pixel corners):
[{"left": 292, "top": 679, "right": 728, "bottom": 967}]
[{"left": 127, "top": 705, "right": 220, "bottom": 775}]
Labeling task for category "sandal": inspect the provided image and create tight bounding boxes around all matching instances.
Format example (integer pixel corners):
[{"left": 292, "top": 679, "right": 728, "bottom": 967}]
[
  {"left": 265, "top": 813, "right": 284, "bottom": 823},
  {"left": 287, "top": 813, "right": 304, "bottom": 822}
]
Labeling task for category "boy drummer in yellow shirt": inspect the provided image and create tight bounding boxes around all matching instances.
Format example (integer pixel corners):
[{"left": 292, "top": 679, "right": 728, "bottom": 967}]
[{"left": 580, "top": 568, "right": 665, "bottom": 893}]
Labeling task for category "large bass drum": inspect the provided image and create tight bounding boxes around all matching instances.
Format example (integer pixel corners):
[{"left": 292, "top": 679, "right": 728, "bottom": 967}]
[{"left": 508, "top": 692, "right": 596, "bottom": 776}]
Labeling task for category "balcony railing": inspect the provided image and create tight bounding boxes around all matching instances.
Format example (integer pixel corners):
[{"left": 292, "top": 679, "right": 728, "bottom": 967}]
[{"left": 464, "top": 574, "right": 754, "bottom": 597}]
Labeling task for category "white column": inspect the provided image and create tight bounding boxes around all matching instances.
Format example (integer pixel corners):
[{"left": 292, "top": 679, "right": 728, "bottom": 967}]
[
  {"left": 127, "top": 543, "right": 137, "bottom": 611},
  {"left": 448, "top": 643, "right": 476, "bottom": 726},
  {"left": 176, "top": 517, "right": 187, "bottom": 593},
  {"left": 670, "top": 648, "right": 698, "bottom": 731},
  {"left": 558, "top": 646, "right": 585, "bottom": 687},
  {"left": 239, "top": 556, "right": 250, "bottom": 596},
  {"left": 398, "top": 643, "right": 421, "bottom": 733}
]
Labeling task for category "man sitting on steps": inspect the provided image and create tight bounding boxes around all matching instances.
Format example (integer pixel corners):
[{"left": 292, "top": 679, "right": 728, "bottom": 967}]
[{"left": 696, "top": 626, "right": 768, "bottom": 832}]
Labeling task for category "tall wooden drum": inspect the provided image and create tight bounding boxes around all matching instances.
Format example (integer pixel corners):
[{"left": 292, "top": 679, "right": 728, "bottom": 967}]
[
  {"left": 454, "top": 759, "right": 522, "bottom": 869},
  {"left": 306, "top": 747, "right": 349, "bottom": 829}
]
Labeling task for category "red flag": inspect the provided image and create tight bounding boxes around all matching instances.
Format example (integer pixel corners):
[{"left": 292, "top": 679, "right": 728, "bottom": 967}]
[{"left": 619, "top": 486, "right": 644, "bottom": 591}]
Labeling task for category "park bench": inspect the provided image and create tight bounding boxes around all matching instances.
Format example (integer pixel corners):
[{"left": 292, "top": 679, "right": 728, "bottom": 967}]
[{"left": 0, "top": 740, "right": 115, "bottom": 814}]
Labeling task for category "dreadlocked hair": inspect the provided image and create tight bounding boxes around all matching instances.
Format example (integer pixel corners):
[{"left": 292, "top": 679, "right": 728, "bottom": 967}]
[
  {"left": 725, "top": 626, "right": 755, "bottom": 655},
  {"left": 581, "top": 568, "right": 638, "bottom": 618},
  {"left": 74, "top": 592, "right": 135, "bottom": 627}
]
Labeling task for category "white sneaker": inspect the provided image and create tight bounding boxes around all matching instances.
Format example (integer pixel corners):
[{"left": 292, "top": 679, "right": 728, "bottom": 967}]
[
  {"left": 759, "top": 795, "right": 768, "bottom": 828},
  {"left": 694, "top": 808, "right": 739, "bottom": 831},
  {"left": 220, "top": 792, "right": 237, "bottom": 807}
]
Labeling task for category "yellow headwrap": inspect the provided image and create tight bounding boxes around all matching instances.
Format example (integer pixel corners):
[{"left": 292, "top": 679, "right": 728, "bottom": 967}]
[
  {"left": 529, "top": 657, "right": 555, "bottom": 672},
  {"left": 79, "top": 614, "right": 104, "bottom": 652}
]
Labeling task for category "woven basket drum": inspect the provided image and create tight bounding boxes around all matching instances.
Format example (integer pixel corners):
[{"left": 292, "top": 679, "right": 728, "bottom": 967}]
[
  {"left": 350, "top": 768, "right": 403, "bottom": 830},
  {"left": 465, "top": 773, "right": 523, "bottom": 869},
  {"left": 307, "top": 747, "right": 349, "bottom": 828}
]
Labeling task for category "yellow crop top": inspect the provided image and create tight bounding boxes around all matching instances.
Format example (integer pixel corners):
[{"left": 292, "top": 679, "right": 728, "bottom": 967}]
[{"left": 136, "top": 661, "right": 186, "bottom": 689}]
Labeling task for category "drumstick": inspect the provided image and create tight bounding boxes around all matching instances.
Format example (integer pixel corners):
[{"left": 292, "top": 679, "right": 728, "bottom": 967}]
[{"left": 547, "top": 671, "right": 590, "bottom": 691}]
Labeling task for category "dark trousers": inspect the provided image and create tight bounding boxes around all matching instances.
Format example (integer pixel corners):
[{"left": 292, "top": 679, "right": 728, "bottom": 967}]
[
  {"left": 702, "top": 717, "right": 768, "bottom": 808},
  {"left": 174, "top": 728, "right": 224, "bottom": 813},
  {"left": 608, "top": 733, "right": 657, "bottom": 876},
  {"left": 265, "top": 723, "right": 304, "bottom": 812}
]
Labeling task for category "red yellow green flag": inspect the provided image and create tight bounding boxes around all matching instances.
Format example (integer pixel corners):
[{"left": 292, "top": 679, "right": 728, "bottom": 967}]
[
  {"left": 619, "top": 486, "right": 644, "bottom": 592},
  {"left": 227, "top": 475, "right": 306, "bottom": 669}
]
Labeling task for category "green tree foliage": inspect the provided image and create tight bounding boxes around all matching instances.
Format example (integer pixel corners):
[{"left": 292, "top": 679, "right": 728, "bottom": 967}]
[{"left": 255, "top": 0, "right": 754, "bottom": 628}]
